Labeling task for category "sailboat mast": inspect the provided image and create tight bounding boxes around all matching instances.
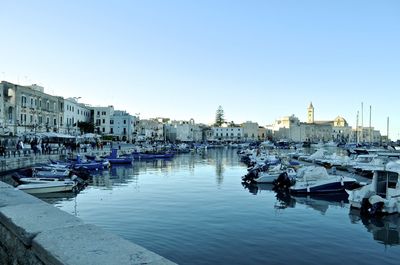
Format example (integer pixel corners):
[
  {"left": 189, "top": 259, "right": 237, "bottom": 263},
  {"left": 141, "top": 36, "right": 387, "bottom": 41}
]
[
  {"left": 369, "top": 105, "right": 372, "bottom": 144},
  {"left": 361, "top": 102, "right": 363, "bottom": 143},
  {"left": 387, "top": 117, "right": 390, "bottom": 144},
  {"left": 356, "top": 111, "right": 359, "bottom": 144}
]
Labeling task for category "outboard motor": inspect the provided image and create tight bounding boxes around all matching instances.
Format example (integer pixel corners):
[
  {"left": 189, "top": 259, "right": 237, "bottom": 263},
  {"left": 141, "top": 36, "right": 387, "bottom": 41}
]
[
  {"left": 242, "top": 168, "right": 259, "bottom": 182},
  {"left": 360, "top": 196, "right": 385, "bottom": 217},
  {"left": 273, "top": 172, "right": 293, "bottom": 189}
]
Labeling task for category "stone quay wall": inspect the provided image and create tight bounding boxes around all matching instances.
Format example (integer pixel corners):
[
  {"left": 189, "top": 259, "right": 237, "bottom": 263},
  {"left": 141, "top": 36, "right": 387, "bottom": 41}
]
[{"left": 0, "top": 181, "right": 176, "bottom": 265}]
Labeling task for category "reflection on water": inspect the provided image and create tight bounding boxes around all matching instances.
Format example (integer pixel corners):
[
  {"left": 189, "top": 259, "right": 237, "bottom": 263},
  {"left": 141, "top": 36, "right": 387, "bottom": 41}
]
[
  {"left": 34, "top": 191, "right": 77, "bottom": 204},
  {"left": 43, "top": 148, "right": 400, "bottom": 265},
  {"left": 242, "top": 182, "right": 348, "bottom": 214},
  {"left": 350, "top": 209, "right": 400, "bottom": 246}
]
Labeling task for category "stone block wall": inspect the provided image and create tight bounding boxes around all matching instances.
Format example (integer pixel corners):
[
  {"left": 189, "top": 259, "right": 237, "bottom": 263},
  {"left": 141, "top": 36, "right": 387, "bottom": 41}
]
[{"left": 0, "top": 181, "right": 176, "bottom": 265}]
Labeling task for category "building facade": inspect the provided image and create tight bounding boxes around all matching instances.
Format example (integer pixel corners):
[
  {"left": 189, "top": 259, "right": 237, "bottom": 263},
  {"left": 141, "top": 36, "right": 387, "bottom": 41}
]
[
  {"left": 241, "top": 121, "right": 259, "bottom": 141},
  {"left": 90, "top": 106, "right": 114, "bottom": 135},
  {"left": 211, "top": 125, "right": 243, "bottom": 141},
  {"left": 0, "top": 81, "right": 63, "bottom": 135},
  {"left": 136, "top": 119, "right": 165, "bottom": 142},
  {"left": 111, "top": 110, "right": 136, "bottom": 141},
  {"left": 61, "top": 98, "right": 91, "bottom": 135}
]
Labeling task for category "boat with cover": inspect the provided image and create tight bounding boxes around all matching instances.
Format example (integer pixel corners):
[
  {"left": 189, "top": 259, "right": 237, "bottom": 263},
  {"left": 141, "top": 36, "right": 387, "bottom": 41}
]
[
  {"left": 290, "top": 166, "right": 358, "bottom": 194},
  {"left": 16, "top": 179, "right": 77, "bottom": 194},
  {"left": 346, "top": 161, "right": 400, "bottom": 215},
  {"left": 252, "top": 165, "right": 297, "bottom": 184}
]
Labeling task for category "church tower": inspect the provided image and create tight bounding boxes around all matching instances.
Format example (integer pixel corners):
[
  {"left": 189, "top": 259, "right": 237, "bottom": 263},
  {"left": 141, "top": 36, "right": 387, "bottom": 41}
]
[{"left": 307, "top": 102, "right": 314, "bottom": 123}]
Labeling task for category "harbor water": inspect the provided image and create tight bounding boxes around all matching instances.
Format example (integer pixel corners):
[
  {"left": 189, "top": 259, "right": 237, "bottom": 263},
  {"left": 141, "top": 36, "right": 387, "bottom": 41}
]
[{"left": 40, "top": 148, "right": 400, "bottom": 265}]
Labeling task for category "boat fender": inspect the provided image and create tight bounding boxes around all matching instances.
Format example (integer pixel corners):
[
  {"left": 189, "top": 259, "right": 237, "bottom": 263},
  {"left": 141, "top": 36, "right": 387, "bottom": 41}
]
[
  {"left": 306, "top": 186, "right": 310, "bottom": 193},
  {"left": 340, "top": 177, "right": 344, "bottom": 186}
]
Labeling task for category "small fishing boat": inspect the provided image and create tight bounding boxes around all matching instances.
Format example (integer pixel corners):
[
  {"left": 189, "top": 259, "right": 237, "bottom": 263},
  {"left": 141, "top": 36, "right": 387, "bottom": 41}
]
[
  {"left": 16, "top": 179, "right": 77, "bottom": 194},
  {"left": 290, "top": 166, "right": 358, "bottom": 194},
  {"left": 253, "top": 166, "right": 297, "bottom": 184},
  {"left": 105, "top": 149, "right": 133, "bottom": 164}
]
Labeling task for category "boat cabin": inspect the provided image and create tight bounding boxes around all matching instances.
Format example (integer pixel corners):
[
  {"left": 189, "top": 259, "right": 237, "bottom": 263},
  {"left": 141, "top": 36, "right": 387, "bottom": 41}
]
[{"left": 375, "top": 170, "right": 400, "bottom": 199}]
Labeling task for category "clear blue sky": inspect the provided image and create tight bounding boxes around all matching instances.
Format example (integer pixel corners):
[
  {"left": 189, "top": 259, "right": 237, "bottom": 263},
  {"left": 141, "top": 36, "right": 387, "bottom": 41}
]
[{"left": 1, "top": 0, "right": 399, "bottom": 139}]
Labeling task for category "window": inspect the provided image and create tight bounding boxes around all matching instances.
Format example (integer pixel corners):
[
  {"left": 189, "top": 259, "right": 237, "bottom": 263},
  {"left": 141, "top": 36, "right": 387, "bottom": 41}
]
[
  {"left": 110, "top": 120, "right": 114, "bottom": 125},
  {"left": 110, "top": 128, "right": 114, "bottom": 134},
  {"left": 54, "top": 118, "right": 57, "bottom": 126},
  {"left": 102, "top": 119, "right": 105, "bottom": 124},
  {"left": 102, "top": 128, "right": 105, "bottom": 132},
  {"left": 39, "top": 99, "right": 42, "bottom": 108},
  {"left": 97, "top": 111, "right": 100, "bottom": 115},
  {"left": 21, "top": 96, "right": 27, "bottom": 107},
  {"left": 30, "top": 115, "right": 33, "bottom": 123},
  {"left": 30, "top": 98, "right": 34, "bottom": 107},
  {"left": 46, "top": 101, "right": 50, "bottom": 110},
  {"left": 8, "top": 107, "right": 13, "bottom": 122},
  {"left": 123, "top": 120, "right": 126, "bottom": 124},
  {"left": 123, "top": 128, "right": 126, "bottom": 134}
]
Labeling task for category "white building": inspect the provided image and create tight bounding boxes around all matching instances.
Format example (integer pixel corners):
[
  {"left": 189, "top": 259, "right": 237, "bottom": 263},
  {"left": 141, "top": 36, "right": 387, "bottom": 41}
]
[
  {"left": 111, "top": 110, "right": 136, "bottom": 141},
  {"left": 165, "top": 119, "right": 202, "bottom": 142},
  {"left": 0, "top": 81, "right": 63, "bottom": 135},
  {"left": 354, "top": 126, "right": 381, "bottom": 144},
  {"left": 212, "top": 125, "right": 243, "bottom": 142},
  {"left": 136, "top": 119, "right": 165, "bottom": 142},
  {"left": 61, "top": 98, "right": 91, "bottom": 135},
  {"left": 241, "top": 121, "right": 259, "bottom": 141},
  {"left": 90, "top": 105, "right": 114, "bottom": 135}
]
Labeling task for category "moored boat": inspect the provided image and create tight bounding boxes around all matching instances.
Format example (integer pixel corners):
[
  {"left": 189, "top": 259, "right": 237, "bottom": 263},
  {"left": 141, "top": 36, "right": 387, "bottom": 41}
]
[
  {"left": 346, "top": 162, "right": 400, "bottom": 216},
  {"left": 290, "top": 166, "right": 358, "bottom": 194},
  {"left": 16, "top": 180, "right": 77, "bottom": 194}
]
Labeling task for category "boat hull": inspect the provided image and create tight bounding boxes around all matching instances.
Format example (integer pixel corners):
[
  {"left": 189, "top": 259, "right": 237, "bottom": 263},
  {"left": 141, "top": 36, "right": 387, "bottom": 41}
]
[
  {"left": 17, "top": 181, "right": 76, "bottom": 194},
  {"left": 290, "top": 178, "right": 357, "bottom": 194}
]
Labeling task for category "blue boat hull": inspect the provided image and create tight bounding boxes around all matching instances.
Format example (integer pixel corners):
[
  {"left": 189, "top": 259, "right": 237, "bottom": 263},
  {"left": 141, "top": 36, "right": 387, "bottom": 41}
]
[{"left": 290, "top": 181, "right": 356, "bottom": 194}]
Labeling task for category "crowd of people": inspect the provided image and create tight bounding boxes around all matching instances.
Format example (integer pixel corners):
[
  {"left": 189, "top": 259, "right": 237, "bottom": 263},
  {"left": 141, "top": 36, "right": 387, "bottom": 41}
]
[{"left": 0, "top": 136, "right": 106, "bottom": 158}]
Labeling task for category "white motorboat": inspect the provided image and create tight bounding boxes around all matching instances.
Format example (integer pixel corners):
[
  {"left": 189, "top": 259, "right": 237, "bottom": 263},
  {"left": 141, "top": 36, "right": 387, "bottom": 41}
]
[
  {"left": 290, "top": 166, "right": 357, "bottom": 194},
  {"left": 17, "top": 180, "right": 77, "bottom": 194},
  {"left": 346, "top": 162, "right": 400, "bottom": 215},
  {"left": 253, "top": 166, "right": 297, "bottom": 184}
]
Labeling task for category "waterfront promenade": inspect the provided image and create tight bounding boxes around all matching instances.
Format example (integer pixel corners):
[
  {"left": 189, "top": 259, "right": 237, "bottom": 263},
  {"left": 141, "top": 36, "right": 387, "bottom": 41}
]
[{"left": 0, "top": 143, "right": 134, "bottom": 175}]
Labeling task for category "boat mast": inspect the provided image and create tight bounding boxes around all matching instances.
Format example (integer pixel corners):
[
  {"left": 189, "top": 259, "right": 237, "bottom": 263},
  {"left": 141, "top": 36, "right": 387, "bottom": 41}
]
[
  {"left": 387, "top": 117, "right": 390, "bottom": 145},
  {"left": 369, "top": 105, "right": 372, "bottom": 144},
  {"left": 356, "top": 111, "right": 359, "bottom": 145},
  {"left": 361, "top": 102, "right": 364, "bottom": 143}
]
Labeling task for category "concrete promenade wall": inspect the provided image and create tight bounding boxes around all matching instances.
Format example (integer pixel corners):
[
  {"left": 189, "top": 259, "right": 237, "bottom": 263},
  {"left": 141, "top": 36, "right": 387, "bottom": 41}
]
[
  {"left": 0, "top": 145, "right": 131, "bottom": 174},
  {"left": 0, "top": 144, "right": 176, "bottom": 264},
  {"left": 0, "top": 181, "right": 176, "bottom": 265}
]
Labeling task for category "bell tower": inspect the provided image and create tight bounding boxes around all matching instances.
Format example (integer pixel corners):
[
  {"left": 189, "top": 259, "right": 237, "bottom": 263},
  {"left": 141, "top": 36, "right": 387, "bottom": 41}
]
[{"left": 307, "top": 102, "right": 314, "bottom": 123}]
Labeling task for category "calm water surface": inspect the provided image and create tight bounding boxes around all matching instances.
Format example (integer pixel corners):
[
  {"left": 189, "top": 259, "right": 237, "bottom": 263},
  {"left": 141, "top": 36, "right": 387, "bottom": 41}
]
[{"left": 42, "top": 148, "right": 400, "bottom": 265}]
